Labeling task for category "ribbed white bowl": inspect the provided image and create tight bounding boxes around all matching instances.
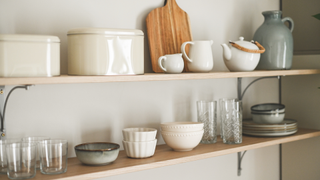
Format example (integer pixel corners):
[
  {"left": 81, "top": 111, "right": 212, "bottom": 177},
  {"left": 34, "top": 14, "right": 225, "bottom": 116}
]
[
  {"left": 160, "top": 122, "right": 204, "bottom": 133},
  {"left": 161, "top": 130, "right": 204, "bottom": 152},
  {"left": 122, "top": 128, "right": 157, "bottom": 142},
  {"left": 122, "top": 139, "right": 157, "bottom": 158}
]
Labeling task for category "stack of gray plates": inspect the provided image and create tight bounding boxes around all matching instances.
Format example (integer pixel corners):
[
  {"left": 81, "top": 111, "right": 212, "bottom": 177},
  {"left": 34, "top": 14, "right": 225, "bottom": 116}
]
[{"left": 243, "top": 119, "right": 298, "bottom": 137}]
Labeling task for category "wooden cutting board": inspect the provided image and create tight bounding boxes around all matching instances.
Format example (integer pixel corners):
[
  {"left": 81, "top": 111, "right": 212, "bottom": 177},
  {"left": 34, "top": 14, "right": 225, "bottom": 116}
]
[{"left": 146, "top": 0, "right": 193, "bottom": 73}]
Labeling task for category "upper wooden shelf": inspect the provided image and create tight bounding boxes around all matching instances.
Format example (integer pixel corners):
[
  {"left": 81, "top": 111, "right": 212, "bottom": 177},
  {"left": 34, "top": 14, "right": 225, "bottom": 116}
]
[
  {"left": 0, "top": 69, "right": 320, "bottom": 85},
  {"left": 1, "top": 128, "right": 319, "bottom": 180}
]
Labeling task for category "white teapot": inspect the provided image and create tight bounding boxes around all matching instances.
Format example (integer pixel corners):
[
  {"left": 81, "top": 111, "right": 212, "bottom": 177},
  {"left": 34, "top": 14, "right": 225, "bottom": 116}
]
[{"left": 221, "top": 37, "right": 265, "bottom": 72}]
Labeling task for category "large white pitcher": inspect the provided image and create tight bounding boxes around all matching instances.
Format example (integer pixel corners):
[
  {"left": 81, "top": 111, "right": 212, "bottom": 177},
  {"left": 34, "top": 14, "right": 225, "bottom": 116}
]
[{"left": 181, "top": 40, "right": 214, "bottom": 72}]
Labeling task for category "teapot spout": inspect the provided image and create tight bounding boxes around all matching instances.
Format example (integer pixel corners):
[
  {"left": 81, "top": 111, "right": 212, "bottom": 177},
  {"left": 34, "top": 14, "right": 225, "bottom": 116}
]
[{"left": 221, "top": 44, "right": 232, "bottom": 61}]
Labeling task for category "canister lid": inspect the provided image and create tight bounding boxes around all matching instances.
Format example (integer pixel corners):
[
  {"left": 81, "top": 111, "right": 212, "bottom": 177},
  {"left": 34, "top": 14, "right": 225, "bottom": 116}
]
[
  {"left": 67, "top": 28, "right": 144, "bottom": 36},
  {"left": 0, "top": 34, "right": 60, "bottom": 43}
]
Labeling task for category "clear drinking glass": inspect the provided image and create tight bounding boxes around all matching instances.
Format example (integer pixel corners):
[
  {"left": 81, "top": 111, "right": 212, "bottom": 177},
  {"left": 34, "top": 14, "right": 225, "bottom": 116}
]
[
  {"left": 197, "top": 101, "right": 217, "bottom": 144},
  {"left": 6, "top": 142, "right": 37, "bottom": 179},
  {"left": 38, "top": 139, "right": 68, "bottom": 175},
  {"left": 222, "top": 99, "right": 242, "bottom": 144},
  {"left": 0, "top": 139, "right": 22, "bottom": 174},
  {"left": 22, "top": 136, "right": 50, "bottom": 169},
  {"left": 219, "top": 98, "right": 238, "bottom": 138}
]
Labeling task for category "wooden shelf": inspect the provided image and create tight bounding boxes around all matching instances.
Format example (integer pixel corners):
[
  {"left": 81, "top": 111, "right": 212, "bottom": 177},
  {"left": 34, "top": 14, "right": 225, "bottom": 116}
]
[
  {"left": 1, "top": 128, "right": 319, "bottom": 180},
  {"left": 0, "top": 69, "right": 320, "bottom": 85}
]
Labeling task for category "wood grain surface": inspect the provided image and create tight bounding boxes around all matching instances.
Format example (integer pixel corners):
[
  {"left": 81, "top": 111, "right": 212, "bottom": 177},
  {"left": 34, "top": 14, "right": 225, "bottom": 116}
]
[
  {"left": 1, "top": 128, "right": 319, "bottom": 180},
  {"left": 146, "top": 0, "right": 193, "bottom": 73},
  {"left": 0, "top": 69, "right": 319, "bottom": 85}
]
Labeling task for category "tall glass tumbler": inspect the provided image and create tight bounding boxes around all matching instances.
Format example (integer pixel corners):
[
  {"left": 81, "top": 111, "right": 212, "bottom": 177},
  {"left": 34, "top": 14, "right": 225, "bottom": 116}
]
[
  {"left": 197, "top": 101, "right": 217, "bottom": 144},
  {"left": 219, "top": 98, "right": 233, "bottom": 138},
  {"left": 6, "top": 142, "right": 37, "bottom": 179},
  {"left": 222, "top": 100, "right": 242, "bottom": 144},
  {"left": 38, "top": 140, "right": 68, "bottom": 175},
  {"left": 0, "top": 139, "right": 22, "bottom": 174},
  {"left": 22, "top": 136, "right": 50, "bottom": 169}
]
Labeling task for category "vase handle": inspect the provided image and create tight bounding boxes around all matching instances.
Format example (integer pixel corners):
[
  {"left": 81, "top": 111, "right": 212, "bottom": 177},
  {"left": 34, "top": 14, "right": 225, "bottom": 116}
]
[{"left": 282, "top": 17, "right": 294, "bottom": 32}]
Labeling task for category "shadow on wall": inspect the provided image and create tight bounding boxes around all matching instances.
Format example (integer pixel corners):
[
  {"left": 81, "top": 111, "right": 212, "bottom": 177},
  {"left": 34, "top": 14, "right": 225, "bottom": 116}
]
[
  {"left": 80, "top": 118, "right": 113, "bottom": 143},
  {"left": 136, "top": 4, "right": 165, "bottom": 73}
]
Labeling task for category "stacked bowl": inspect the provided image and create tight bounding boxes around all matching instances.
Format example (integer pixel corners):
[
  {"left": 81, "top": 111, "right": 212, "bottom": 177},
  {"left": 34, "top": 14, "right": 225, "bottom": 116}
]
[
  {"left": 243, "top": 103, "right": 297, "bottom": 136},
  {"left": 160, "top": 122, "right": 204, "bottom": 152},
  {"left": 251, "top": 103, "right": 285, "bottom": 124},
  {"left": 122, "top": 128, "right": 157, "bottom": 158}
]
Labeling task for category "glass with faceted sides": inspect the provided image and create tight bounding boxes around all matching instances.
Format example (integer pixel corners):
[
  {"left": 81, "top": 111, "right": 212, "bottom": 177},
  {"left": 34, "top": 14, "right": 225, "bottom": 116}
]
[
  {"left": 197, "top": 101, "right": 217, "bottom": 144},
  {"left": 221, "top": 99, "right": 242, "bottom": 144}
]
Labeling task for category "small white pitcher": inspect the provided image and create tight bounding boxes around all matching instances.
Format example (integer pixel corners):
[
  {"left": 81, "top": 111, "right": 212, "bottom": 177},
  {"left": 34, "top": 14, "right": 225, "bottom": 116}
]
[
  {"left": 181, "top": 40, "right": 214, "bottom": 72},
  {"left": 158, "top": 53, "right": 184, "bottom": 73}
]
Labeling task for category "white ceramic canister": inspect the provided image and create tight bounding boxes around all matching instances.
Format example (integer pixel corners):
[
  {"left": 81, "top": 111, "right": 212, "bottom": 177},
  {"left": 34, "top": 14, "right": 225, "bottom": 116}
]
[
  {"left": 67, "top": 28, "right": 144, "bottom": 75},
  {"left": 0, "top": 34, "right": 60, "bottom": 77}
]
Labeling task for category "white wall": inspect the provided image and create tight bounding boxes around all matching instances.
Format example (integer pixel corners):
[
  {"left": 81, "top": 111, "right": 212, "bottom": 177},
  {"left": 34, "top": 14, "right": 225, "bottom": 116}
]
[
  {"left": 282, "top": 55, "right": 320, "bottom": 180},
  {"left": 0, "top": 0, "right": 282, "bottom": 180}
]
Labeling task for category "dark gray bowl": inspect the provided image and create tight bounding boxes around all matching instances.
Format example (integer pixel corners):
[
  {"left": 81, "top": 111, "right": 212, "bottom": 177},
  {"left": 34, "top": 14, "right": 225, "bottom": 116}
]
[
  {"left": 75, "top": 142, "right": 120, "bottom": 166},
  {"left": 251, "top": 103, "right": 285, "bottom": 112}
]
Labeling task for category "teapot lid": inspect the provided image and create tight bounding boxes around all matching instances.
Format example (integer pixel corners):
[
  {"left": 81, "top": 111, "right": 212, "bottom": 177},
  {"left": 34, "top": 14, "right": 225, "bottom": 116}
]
[{"left": 231, "top": 37, "right": 258, "bottom": 50}]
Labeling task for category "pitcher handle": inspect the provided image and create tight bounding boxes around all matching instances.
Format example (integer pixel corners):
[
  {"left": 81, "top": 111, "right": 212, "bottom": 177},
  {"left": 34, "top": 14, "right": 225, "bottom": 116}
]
[
  {"left": 282, "top": 17, "right": 294, "bottom": 32},
  {"left": 158, "top": 56, "right": 167, "bottom": 72},
  {"left": 181, "top": 41, "right": 193, "bottom": 63}
]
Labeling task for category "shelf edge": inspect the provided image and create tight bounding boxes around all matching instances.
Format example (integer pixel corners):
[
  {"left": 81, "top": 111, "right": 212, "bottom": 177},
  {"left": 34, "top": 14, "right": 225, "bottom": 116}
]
[{"left": 51, "top": 129, "right": 320, "bottom": 180}]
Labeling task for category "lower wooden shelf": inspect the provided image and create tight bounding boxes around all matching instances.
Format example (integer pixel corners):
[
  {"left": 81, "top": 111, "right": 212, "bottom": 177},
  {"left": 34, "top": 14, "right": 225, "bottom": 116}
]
[{"left": 1, "top": 128, "right": 320, "bottom": 180}]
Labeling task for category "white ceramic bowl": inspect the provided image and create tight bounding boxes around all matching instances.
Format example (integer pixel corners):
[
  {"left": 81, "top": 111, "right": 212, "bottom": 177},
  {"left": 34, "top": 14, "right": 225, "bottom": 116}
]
[
  {"left": 122, "top": 139, "right": 157, "bottom": 158},
  {"left": 252, "top": 112, "right": 285, "bottom": 124},
  {"left": 160, "top": 122, "right": 204, "bottom": 133},
  {"left": 122, "top": 128, "right": 157, "bottom": 142},
  {"left": 161, "top": 130, "right": 204, "bottom": 151}
]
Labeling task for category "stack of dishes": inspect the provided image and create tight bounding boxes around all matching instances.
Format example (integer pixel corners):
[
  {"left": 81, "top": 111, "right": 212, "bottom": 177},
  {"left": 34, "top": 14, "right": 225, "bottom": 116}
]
[
  {"left": 122, "top": 128, "right": 157, "bottom": 158},
  {"left": 251, "top": 103, "right": 285, "bottom": 124},
  {"left": 243, "top": 103, "right": 298, "bottom": 137},
  {"left": 243, "top": 119, "right": 298, "bottom": 136}
]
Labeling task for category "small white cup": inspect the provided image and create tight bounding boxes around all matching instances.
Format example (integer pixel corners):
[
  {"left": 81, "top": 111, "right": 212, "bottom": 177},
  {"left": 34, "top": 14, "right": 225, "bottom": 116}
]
[{"left": 158, "top": 53, "right": 184, "bottom": 73}]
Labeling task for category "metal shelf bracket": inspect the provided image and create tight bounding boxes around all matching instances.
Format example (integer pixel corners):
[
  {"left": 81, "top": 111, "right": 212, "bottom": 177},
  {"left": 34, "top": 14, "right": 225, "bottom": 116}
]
[
  {"left": 237, "top": 151, "right": 247, "bottom": 176},
  {"left": 0, "top": 86, "right": 5, "bottom": 139},
  {"left": 236, "top": 76, "right": 282, "bottom": 176},
  {"left": 0, "top": 85, "right": 34, "bottom": 140}
]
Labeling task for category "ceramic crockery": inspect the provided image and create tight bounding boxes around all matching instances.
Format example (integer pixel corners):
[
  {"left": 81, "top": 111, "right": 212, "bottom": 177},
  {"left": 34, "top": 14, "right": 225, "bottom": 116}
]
[
  {"left": 242, "top": 119, "right": 298, "bottom": 136},
  {"left": 161, "top": 130, "right": 204, "bottom": 151},
  {"left": 181, "top": 40, "right": 214, "bottom": 72},
  {"left": 122, "top": 128, "right": 157, "bottom": 142},
  {"left": 75, "top": 142, "right": 120, "bottom": 166},
  {"left": 158, "top": 53, "right": 184, "bottom": 73},
  {"left": 251, "top": 112, "right": 285, "bottom": 124},
  {"left": 122, "top": 139, "right": 157, "bottom": 158},
  {"left": 253, "top": 10, "right": 294, "bottom": 70},
  {"left": 221, "top": 37, "right": 265, "bottom": 72},
  {"left": 160, "top": 122, "right": 204, "bottom": 133}
]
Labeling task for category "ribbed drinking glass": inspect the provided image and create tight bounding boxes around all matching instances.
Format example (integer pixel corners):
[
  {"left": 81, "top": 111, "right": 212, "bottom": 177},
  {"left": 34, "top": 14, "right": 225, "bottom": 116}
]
[{"left": 197, "top": 101, "right": 217, "bottom": 144}]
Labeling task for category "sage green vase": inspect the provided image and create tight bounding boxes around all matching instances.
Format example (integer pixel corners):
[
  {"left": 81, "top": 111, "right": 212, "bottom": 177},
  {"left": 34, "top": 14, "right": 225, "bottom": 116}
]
[{"left": 253, "top": 10, "right": 294, "bottom": 70}]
